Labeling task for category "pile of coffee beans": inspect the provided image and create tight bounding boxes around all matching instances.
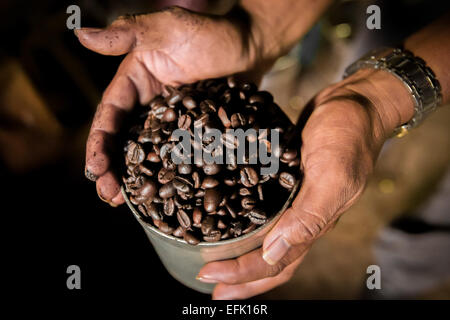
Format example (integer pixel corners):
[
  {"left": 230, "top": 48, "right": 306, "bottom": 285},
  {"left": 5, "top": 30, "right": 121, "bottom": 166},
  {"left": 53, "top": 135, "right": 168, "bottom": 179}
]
[{"left": 122, "top": 77, "right": 301, "bottom": 244}]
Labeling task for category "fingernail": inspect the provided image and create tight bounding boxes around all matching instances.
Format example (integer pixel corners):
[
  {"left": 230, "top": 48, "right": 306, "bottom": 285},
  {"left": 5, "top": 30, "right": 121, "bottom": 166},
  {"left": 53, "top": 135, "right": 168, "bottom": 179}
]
[
  {"left": 196, "top": 275, "right": 218, "bottom": 284},
  {"left": 85, "top": 168, "right": 97, "bottom": 182},
  {"left": 109, "top": 201, "right": 118, "bottom": 208},
  {"left": 262, "top": 235, "right": 291, "bottom": 265}
]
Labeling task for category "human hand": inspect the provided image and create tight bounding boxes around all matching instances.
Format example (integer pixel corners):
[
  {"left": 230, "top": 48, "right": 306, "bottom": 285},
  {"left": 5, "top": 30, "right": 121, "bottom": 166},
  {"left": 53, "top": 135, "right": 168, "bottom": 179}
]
[
  {"left": 197, "top": 68, "right": 415, "bottom": 299},
  {"left": 76, "top": 6, "right": 269, "bottom": 205}
]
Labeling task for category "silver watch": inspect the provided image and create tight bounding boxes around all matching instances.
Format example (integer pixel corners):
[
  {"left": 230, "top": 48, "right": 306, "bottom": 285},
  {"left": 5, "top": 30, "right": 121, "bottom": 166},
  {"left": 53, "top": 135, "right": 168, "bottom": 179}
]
[{"left": 344, "top": 47, "right": 442, "bottom": 137}]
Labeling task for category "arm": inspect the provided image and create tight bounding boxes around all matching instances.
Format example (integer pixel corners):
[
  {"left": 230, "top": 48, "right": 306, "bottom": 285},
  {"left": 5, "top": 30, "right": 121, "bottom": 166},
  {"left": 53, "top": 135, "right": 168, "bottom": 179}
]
[{"left": 198, "top": 12, "right": 450, "bottom": 299}]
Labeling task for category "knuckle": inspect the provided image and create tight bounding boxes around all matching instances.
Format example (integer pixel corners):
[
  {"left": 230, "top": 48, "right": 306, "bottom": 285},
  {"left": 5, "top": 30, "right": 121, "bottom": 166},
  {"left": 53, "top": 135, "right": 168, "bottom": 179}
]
[
  {"left": 265, "top": 259, "right": 289, "bottom": 278},
  {"left": 291, "top": 211, "right": 325, "bottom": 243}
]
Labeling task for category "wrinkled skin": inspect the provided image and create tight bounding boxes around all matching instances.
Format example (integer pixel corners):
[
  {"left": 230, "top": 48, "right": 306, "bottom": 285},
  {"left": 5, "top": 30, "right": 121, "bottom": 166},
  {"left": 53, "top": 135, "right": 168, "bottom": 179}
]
[{"left": 77, "top": 7, "right": 407, "bottom": 299}]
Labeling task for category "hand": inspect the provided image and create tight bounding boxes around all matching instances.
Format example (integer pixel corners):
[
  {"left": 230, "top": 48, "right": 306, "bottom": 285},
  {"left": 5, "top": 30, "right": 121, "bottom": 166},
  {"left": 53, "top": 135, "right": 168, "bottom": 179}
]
[
  {"left": 197, "top": 68, "right": 415, "bottom": 299},
  {"left": 76, "top": 6, "right": 268, "bottom": 205}
]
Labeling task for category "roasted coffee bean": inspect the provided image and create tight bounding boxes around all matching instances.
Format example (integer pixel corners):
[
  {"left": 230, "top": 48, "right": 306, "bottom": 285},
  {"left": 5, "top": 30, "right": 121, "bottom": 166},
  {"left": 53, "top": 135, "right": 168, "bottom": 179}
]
[
  {"left": 159, "top": 181, "right": 176, "bottom": 199},
  {"left": 145, "top": 202, "right": 163, "bottom": 221},
  {"left": 126, "top": 141, "right": 145, "bottom": 164},
  {"left": 219, "top": 196, "right": 227, "bottom": 207},
  {"left": 288, "top": 158, "right": 300, "bottom": 167},
  {"left": 203, "top": 163, "right": 221, "bottom": 175},
  {"left": 153, "top": 196, "right": 163, "bottom": 204},
  {"left": 163, "top": 198, "right": 175, "bottom": 216},
  {"left": 201, "top": 216, "right": 215, "bottom": 235},
  {"left": 221, "top": 132, "right": 239, "bottom": 149},
  {"left": 239, "top": 188, "right": 252, "bottom": 196},
  {"left": 137, "top": 129, "right": 152, "bottom": 144},
  {"left": 173, "top": 176, "right": 193, "bottom": 193},
  {"left": 158, "top": 168, "right": 175, "bottom": 184},
  {"left": 224, "top": 176, "right": 237, "bottom": 186},
  {"left": 193, "top": 208, "right": 202, "bottom": 227},
  {"left": 217, "top": 106, "right": 231, "bottom": 128},
  {"left": 168, "top": 90, "right": 182, "bottom": 105},
  {"left": 204, "top": 188, "right": 221, "bottom": 213},
  {"left": 243, "top": 223, "right": 256, "bottom": 234},
  {"left": 221, "top": 229, "right": 231, "bottom": 240},
  {"left": 139, "top": 164, "right": 154, "bottom": 176},
  {"left": 177, "top": 163, "right": 192, "bottom": 175},
  {"left": 199, "top": 99, "right": 216, "bottom": 113},
  {"left": 203, "top": 230, "right": 221, "bottom": 242},
  {"left": 178, "top": 114, "right": 191, "bottom": 129},
  {"left": 217, "top": 219, "right": 227, "bottom": 229},
  {"left": 162, "top": 158, "right": 177, "bottom": 171},
  {"left": 177, "top": 209, "right": 192, "bottom": 230},
  {"left": 192, "top": 171, "right": 201, "bottom": 188},
  {"left": 182, "top": 96, "right": 197, "bottom": 110},
  {"left": 216, "top": 208, "right": 227, "bottom": 216},
  {"left": 257, "top": 184, "right": 264, "bottom": 201},
  {"left": 133, "top": 178, "right": 157, "bottom": 204},
  {"left": 279, "top": 172, "right": 296, "bottom": 190},
  {"left": 158, "top": 221, "right": 174, "bottom": 234},
  {"left": 201, "top": 177, "right": 219, "bottom": 189},
  {"left": 184, "top": 231, "right": 200, "bottom": 245},
  {"left": 281, "top": 148, "right": 297, "bottom": 162},
  {"left": 230, "top": 113, "right": 246, "bottom": 128},
  {"left": 159, "top": 143, "right": 173, "bottom": 159},
  {"left": 172, "top": 226, "right": 185, "bottom": 238},
  {"left": 230, "top": 221, "right": 242, "bottom": 237},
  {"left": 194, "top": 113, "right": 209, "bottom": 128},
  {"left": 153, "top": 105, "right": 168, "bottom": 119},
  {"left": 225, "top": 203, "right": 237, "bottom": 219},
  {"left": 147, "top": 152, "right": 161, "bottom": 163},
  {"left": 240, "top": 167, "right": 259, "bottom": 187},
  {"left": 194, "top": 189, "right": 205, "bottom": 198},
  {"left": 248, "top": 208, "right": 267, "bottom": 225},
  {"left": 227, "top": 76, "right": 236, "bottom": 88},
  {"left": 241, "top": 196, "right": 257, "bottom": 210},
  {"left": 162, "top": 108, "right": 177, "bottom": 122}
]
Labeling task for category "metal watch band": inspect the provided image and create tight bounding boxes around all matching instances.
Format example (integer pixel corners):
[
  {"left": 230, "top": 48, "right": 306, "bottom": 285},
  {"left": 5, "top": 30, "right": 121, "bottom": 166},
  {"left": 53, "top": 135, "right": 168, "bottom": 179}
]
[{"left": 344, "top": 47, "right": 442, "bottom": 137}]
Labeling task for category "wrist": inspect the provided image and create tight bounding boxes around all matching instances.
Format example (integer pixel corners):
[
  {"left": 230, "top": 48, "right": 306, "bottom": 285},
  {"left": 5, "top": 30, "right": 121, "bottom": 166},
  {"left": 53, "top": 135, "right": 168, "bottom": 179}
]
[{"left": 343, "top": 69, "right": 415, "bottom": 138}]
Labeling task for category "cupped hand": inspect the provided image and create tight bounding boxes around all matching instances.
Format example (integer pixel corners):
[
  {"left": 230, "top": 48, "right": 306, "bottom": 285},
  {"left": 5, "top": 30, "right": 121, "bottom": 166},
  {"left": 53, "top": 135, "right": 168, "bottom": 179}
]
[
  {"left": 76, "top": 6, "right": 264, "bottom": 205},
  {"left": 197, "top": 68, "right": 413, "bottom": 299}
]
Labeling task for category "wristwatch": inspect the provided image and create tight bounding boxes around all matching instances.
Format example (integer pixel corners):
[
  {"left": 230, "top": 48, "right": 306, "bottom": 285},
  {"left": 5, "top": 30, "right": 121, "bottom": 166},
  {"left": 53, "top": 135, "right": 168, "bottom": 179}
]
[{"left": 344, "top": 47, "right": 442, "bottom": 137}]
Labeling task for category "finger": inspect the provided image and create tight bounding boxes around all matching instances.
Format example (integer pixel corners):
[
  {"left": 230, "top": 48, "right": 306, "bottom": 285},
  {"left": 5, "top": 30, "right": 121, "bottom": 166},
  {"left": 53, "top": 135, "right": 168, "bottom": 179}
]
[
  {"left": 197, "top": 244, "right": 307, "bottom": 285},
  {"left": 75, "top": 16, "right": 138, "bottom": 56},
  {"left": 212, "top": 256, "right": 304, "bottom": 300},
  {"left": 85, "top": 54, "right": 160, "bottom": 204},
  {"left": 262, "top": 157, "right": 363, "bottom": 266}
]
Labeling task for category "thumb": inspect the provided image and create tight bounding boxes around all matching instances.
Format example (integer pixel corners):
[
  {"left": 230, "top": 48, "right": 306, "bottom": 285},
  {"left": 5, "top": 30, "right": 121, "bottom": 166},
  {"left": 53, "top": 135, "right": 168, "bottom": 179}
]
[
  {"left": 74, "top": 17, "right": 138, "bottom": 56},
  {"left": 262, "top": 168, "right": 362, "bottom": 265}
]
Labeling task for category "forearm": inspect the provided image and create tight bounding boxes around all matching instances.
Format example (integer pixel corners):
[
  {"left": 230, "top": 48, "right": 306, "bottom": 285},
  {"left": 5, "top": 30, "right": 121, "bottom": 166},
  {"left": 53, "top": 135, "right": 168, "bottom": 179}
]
[{"left": 239, "top": 0, "right": 332, "bottom": 60}]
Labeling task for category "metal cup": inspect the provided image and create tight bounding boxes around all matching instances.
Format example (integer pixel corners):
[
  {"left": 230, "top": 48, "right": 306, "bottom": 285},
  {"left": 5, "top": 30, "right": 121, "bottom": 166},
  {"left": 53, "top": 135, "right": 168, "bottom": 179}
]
[{"left": 122, "top": 180, "right": 300, "bottom": 294}]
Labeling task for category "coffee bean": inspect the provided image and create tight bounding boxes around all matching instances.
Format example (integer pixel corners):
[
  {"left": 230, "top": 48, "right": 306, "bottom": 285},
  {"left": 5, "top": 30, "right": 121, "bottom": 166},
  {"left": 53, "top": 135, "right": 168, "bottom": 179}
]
[
  {"left": 159, "top": 143, "right": 173, "bottom": 159},
  {"left": 288, "top": 158, "right": 300, "bottom": 167},
  {"left": 173, "top": 176, "right": 193, "bottom": 193},
  {"left": 201, "top": 177, "right": 219, "bottom": 189},
  {"left": 162, "top": 108, "right": 177, "bottom": 122},
  {"left": 162, "top": 158, "right": 176, "bottom": 171},
  {"left": 159, "top": 181, "right": 176, "bottom": 199},
  {"left": 157, "top": 168, "right": 175, "bottom": 184},
  {"left": 241, "top": 196, "right": 257, "bottom": 210},
  {"left": 218, "top": 107, "right": 231, "bottom": 128},
  {"left": 147, "top": 152, "right": 161, "bottom": 163},
  {"left": 163, "top": 198, "right": 175, "bottom": 216},
  {"left": 221, "top": 132, "right": 239, "bottom": 149},
  {"left": 279, "top": 172, "right": 296, "bottom": 190},
  {"left": 203, "top": 163, "right": 221, "bottom": 175},
  {"left": 239, "top": 188, "right": 252, "bottom": 196},
  {"left": 217, "top": 219, "right": 227, "bottom": 229},
  {"left": 227, "top": 76, "right": 236, "bottom": 88},
  {"left": 203, "top": 230, "right": 221, "bottom": 242},
  {"left": 139, "top": 164, "right": 154, "bottom": 176},
  {"left": 195, "top": 189, "right": 205, "bottom": 198},
  {"left": 224, "top": 176, "right": 237, "bottom": 186},
  {"left": 204, "top": 188, "right": 221, "bottom": 213},
  {"left": 158, "top": 221, "right": 174, "bottom": 234},
  {"left": 281, "top": 148, "right": 297, "bottom": 162},
  {"left": 177, "top": 209, "right": 192, "bottom": 230},
  {"left": 225, "top": 203, "right": 237, "bottom": 219},
  {"left": 178, "top": 163, "right": 192, "bottom": 175},
  {"left": 184, "top": 231, "right": 200, "bottom": 245},
  {"left": 201, "top": 216, "right": 215, "bottom": 235},
  {"left": 173, "top": 226, "right": 185, "bottom": 238},
  {"left": 168, "top": 90, "right": 183, "bottom": 106},
  {"left": 243, "top": 222, "right": 256, "bottom": 234},
  {"left": 240, "top": 167, "right": 259, "bottom": 187},
  {"left": 178, "top": 114, "right": 191, "bottom": 129},
  {"left": 133, "top": 178, "right": 157, "bottom": 204},
  {"left": 257, "top": 184, "right": 264, "bottom": 201},
  {"left": 230, "top": 113, "right": 246, "bottom": 128},
  {"left": 249, "top": 91, "right": 273, "bottom": 105},
  {"left": 248, "top": 208, "right": 267, "bottom": 225},
  {"left": 145, "top": 202, "right": 163, "bottom": 221},
  {"left": 126, "top": 141, "right": 145, "bottom": 164},
  {"left": 194, "top": 113, "right": 209, "bottom": 128},
  {"left": 182, "top": 96, "right": 197, "bottom": 110},
  {"left": 230, "top": 221, "right": 243, "bottom": 237},
  {"left": 199, "top": 100, "right": 216, "bottom": 113},
  {"left": 192, "top": 171, "right": 201, "bottom": 188},
  {"left": 216, "top": 208, "right": 227, "bottom": 216},
  {"left": 193, "top": 208, "right": 202, "bottom": 227}
]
